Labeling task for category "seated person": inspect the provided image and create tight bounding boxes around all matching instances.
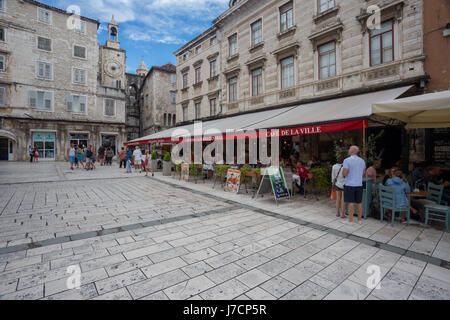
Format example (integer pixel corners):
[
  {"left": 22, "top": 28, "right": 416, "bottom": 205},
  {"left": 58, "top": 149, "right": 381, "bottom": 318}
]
[
  {"left": 385, "top": 169, "right": 419, "bottom": 222},
  {"left": 365, "top": 161, "right": 378, "bottom": 181},
  {"left": 423, "top": 166, "right": 450, "bottom": 203},
  {"left": 410, "top": 162, "right": 425, "bottom": 189},
  {"left": 382, "top": 167, "right": 398, "bottom": 186}
]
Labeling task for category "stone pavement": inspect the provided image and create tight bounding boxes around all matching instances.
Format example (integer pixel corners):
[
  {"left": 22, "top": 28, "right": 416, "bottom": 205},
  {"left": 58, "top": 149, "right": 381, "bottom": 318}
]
[{"left": 0, "top": 162, "right": 449, "bottom": 300}]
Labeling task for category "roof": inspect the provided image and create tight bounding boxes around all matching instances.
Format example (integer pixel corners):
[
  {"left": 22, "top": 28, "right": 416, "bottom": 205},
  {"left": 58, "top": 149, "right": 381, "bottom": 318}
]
[
  {"left": 150, "top": 63, "right": 176, "bottom": 73},
  {"left": 24, "top": 0, "right": 100, "bottom": 26},
  {"left": 174, "top": 26, "right": 217, "bottom": 56}
]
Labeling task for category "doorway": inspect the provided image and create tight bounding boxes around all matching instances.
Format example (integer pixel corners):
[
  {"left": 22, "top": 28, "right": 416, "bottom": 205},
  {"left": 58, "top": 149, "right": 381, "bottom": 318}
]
[
  {"left": 0, "top": 138, "right": 8, "bottom": 160},
  {"left": 101, "top": 135, "right": 117, "bottom": 155},
  {"left": 32, "top": 132, "right": 56, "bottom": 160},
  {"left": 69, "top": 133, "right": 89, "bottom": 149}
]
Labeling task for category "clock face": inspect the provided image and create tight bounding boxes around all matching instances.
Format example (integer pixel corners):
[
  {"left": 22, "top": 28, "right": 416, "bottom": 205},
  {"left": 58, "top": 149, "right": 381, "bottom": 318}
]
[{"left": 105, "top": 60, "right": 122, "bottom": 78}]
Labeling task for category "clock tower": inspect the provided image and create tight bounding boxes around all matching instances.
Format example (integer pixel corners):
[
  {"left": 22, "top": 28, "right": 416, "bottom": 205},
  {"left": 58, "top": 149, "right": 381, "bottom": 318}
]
[{"left": 100, "top": 15, "right": 126, "bottom": 89}]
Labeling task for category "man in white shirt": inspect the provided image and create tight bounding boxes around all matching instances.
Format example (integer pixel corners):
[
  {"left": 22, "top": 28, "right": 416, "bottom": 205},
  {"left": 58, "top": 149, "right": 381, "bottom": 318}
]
[{"left": 133, "top": 146, "right": 143, "bottom": 173}]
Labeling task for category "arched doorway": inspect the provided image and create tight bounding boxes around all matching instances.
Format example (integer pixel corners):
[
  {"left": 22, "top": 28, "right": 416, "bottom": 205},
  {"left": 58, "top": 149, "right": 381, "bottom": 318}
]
[{"left": 0, "top": 130, "right": 16, "bottom": 161}]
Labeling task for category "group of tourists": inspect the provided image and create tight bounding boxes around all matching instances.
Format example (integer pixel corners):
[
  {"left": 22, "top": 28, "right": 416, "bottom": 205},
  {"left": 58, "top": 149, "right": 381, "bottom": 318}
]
[
  {"left": 28, "top": 145, "right": 39, "bottom": 162},
  {"left": 67, "top": 144, "right": 97, "bottom": 171},
  {"left": 120, "top": 146, "right": 154, "bottom": 177}
]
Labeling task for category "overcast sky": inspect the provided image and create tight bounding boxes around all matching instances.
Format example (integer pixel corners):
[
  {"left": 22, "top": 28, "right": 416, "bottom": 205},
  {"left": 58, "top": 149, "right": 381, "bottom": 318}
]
[{"left": 43, "top": 0, "right": 229, "bottom": 74}]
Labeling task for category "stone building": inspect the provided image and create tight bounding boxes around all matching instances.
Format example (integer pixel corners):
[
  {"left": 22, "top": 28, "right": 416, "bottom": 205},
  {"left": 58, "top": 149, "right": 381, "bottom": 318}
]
[
  {"left": 140, "top": 63, "right": 177, "bottom": 136},
  {"left": 126, "top": 70, "right": 145, "bottom": 142},
  {"left": 0, "top": 0, "right": 127, "bottom": 161},
  {"left": 172, "top": 0, "right": 430, "bottom": 168}
]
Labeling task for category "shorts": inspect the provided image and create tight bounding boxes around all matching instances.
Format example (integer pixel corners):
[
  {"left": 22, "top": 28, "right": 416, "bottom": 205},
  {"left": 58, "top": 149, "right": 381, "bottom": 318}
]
[
  {"left": 86, "top": 157, "right": 92, "bottom": 163},
  {"left": 334, "top": 185, "right": 344, "bottom": 192},
  {"left": 69, "top": 156, "right": 75, "bottom": 163},
  {"left": 344, "top": 185, "right": 363, "bottom": 204},
  {"left": 134, "top": 159, "right": 142, "bottom": 165}
]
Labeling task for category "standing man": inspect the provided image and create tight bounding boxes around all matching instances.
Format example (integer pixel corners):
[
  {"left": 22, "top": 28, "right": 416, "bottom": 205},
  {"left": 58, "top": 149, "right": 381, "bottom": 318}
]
[
  {"left": 67, "top": 143, "right": 76, "bottom": 171},
  {"left": 119, "top": 147, "right": 127, "bottom": 169},
  {"left": 342, "top": 146, "right": 366, "bottom": 223},
  {"left": 28, "top": 145, "right": 34, "bottom": 163},
  {"left": 133, "top": 146, "right": 143, "bottom": 173},
  {"left": 98, "top": 145, "right": 105, "bottom": 166}
]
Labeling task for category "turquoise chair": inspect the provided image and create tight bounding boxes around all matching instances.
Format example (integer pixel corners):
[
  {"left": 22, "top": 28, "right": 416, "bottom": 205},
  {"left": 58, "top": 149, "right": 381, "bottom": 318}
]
[
  {"left": 378, "top": 185, "right": 410, "bottom": 225},
  {"left": 424, "top": 204, "right": 450, "bottom": 232},
  {"left": 427, "top": 183, "right": 444, "bottom": 205}
]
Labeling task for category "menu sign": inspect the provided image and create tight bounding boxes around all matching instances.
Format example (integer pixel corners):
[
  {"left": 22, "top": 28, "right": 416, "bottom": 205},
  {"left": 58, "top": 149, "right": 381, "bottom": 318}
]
[
  {"left": 267, "top": 167, "right": 290, "bottom": 200},
  {"left": 431, "top": 128, "right": 450, "bottom": 166},
  {"left": 225, "top": 169, "right": 241, "bottom": 194}
]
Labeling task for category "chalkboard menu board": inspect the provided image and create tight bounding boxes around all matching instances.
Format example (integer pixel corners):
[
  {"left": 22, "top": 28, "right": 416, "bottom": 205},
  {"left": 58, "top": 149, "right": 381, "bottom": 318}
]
[{"left": 431, "top": 128, "right": 450, "bottom": 166}]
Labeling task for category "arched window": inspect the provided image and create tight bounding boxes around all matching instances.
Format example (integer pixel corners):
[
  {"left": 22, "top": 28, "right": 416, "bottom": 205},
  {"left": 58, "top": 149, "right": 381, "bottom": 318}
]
[
  {"left": 163, "top": 113, "right": 167, "bottom": 126},
  {"left": 173, "top": 114, "right": 176, "bottom": 124},
  {"left": 110, "top": 27, "right": 118, "bottom": 42},
  {"left": 168, "top": 114, "right": 172, "bottom": 126}
]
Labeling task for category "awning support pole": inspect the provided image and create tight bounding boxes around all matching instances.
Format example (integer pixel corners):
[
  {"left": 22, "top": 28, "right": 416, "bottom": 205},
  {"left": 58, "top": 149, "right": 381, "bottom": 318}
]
[{"left": 362, "top": 120, "right": 366, "bottom": 159}]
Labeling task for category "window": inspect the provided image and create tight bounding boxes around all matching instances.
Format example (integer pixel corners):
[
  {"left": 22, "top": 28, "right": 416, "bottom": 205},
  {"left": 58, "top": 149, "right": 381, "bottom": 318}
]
[
  {"left": 182, "top": 73, "right": 188, "bottom": 89},
  {"left": 170, "top": 73, "right": 176, "bottom": 84},
  {"left": 183, "top": 53, "right": 188, "bottom": 62},
  {"left": 229, "top": 34, "right": 238, "bottom": 56},
  {"left": 104, "top": 99, "right": 115, "bottom": 116},
  {"left": 195, "top": 66, "right": 201, "bottom": 83},
  {"left": 37, "top": 36, "right": 51, "bottom": 51},
  {"left": 182, "top": 106, "right": 188, "bottom": 122},
  {"left": 195, "top": 46, "right": 201, "bottom": 54},
  {"left": 73, "top": 68, "right": 87, "bottom": 84},
  {"left": 0, "top": 0, "right": 5, "bottom": 11},
  {"left": 210, "top": 36, "right": 217, "bottom": 46},
  {"left": 28, "top": 90, "right": 53, "bottom": 110},
  {"left": 168, "top": 114, "right": 172, "bottom": 126},
  {"left": 210, "top": 60, "right": 217, "bottom": 78},
  {"left": 0, "top": 28, "right": 5, "bottom": 41},
  {"left": 318, "top": 0, "right": 334, "bottom": 13},
  {"left": 0, "top": 53, "right": 6, "bottom": 72},
  {"left": 210, "top": 98, "right": 216, "bottom": 116},
  {"left": 170, "top": 91, "right": 176, "bottom": 104},
  {"left": 74, "top": 20, "right": 86, "bottom": 33},
  {"left": 74, "top": 45, "right": 86, "bottom": 58},
  {"left": 281, "top": 56, "right": 294, "bottom": 89},
  {"left": 66, "top": 95, "right": 86, "bottom": 114},
  {"left": 280, "top": 1, "right": 293, "bottom": 32},
  {"left": 163, "top": 113, "right": 167, "bottom": 126},
  {"left": 251, "top": 19, "right": 262, "bottom": 45},
  {"left": 319, "top": 41, "right": 336, "bottom": 79},
  {"left": 229, "top": 77, "right": 237, "bottom": 102},
  {"left": 38, "top": 8, "right": 51, "bottom": 24},
  {"left": 252, "top": 68, "right": 263, "bottom": 96},
  {"left": 173, "top": 114, "right": 176, "bottom": 124},
  {"left": 36, "top": 62, "right": 52, "bottom": 80},
  {"left": 195, "top": 102, "right": 201, "bottom": 119},
  {"left": 370, "top": 20, "right": 394, "bottom": 66},
  {"left": 116, "top": 80, "right": 121, "bottom": 89},
  {"left": 0, "top": 85, "right": 6, "bottom": 106}
]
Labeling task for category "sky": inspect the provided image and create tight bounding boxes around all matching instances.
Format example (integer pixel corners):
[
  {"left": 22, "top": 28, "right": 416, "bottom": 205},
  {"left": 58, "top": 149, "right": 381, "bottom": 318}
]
[{"left": 43, "top": 0, "right": 230, "bottom": 74}]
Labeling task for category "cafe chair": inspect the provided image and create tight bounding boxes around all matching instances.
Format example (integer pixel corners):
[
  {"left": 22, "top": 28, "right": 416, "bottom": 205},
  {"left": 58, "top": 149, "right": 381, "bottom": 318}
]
[
  {"left": 424, "top": 204, "right": 450, "bottom": 232},
  {"left": 378, "top": 185, "right": 410, "bottom": 226},
  {"left": 427, "top": 182, "right": 444, "bottom": 205}
]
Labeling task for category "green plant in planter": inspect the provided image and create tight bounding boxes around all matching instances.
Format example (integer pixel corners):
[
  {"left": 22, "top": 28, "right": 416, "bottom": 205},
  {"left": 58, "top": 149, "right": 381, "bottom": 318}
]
[
  {"left": 163, "top": 152, "right": 171, "bottom": 162},
  {"left": 309, "top": 167, "right": 332, "bottom": 194},
  {"left": 151, "top": 151, "right": 157, "bottom": 160},
  {"left": 215, "top": 165, "right": 231, "bottom": 179},
  {"left": 175, "top": 160, "right": 183, "bottom": 173}
]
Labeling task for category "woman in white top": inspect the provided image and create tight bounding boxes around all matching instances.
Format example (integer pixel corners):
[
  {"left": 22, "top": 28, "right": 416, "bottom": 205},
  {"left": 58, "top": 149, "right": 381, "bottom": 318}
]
[{"left": 331, "top": 154, "right": 346, "bottom": 218}]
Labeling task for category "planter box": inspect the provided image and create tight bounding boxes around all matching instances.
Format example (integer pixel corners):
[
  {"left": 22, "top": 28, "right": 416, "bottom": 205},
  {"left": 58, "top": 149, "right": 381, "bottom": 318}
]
[
  {"left": 163, "top": 161, "right": 172, "bottom": 176},
  {"left": 151, "top": 159, "right": 158, "bottom": 172}
]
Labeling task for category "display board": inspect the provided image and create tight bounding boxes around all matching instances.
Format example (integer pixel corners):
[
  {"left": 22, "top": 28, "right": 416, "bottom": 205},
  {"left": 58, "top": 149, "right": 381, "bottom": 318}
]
[
  {"left": 225, "top": 169, "right": 241, "bottom": 194},
  {"left": 431, "top": 128, "right": 450, "bottom": 167},
  {"left": 255, "top": 166, "right": 290, "bottom": 203},
  {"left": 181, "top": 163, "right": 189, "bottom": 182}
]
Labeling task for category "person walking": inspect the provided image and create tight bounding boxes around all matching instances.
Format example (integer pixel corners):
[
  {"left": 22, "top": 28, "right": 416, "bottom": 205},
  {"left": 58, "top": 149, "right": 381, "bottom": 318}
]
[
  {"left": 105, "top": 147, "right": 114, "bottom": 166},
  {"left": 144, "top": 150, "right": 154, "bottom": 177},
  {"left": 67, "top": 143, "right": 76, "bottom": 171},
  {"left": 76, "top": 146, "right": 84, "bottom": 169},
  {"left": 33, "top": 147, "right": 39, "bottom": 162},
  {"left": 331, "top": 153, "right": 346, "bottom": 218},
  {"left": 28, "top": 145, "right": 34, "bottom": 163},
  {"left": 342, "top": 146, "right": 366, "bottom": 223},
  {"left": 133, "top": 146, "right": 143, "bottom": 173},
  {"left": 119, "top": 147, "right": 127, "bottom": 168},
  {"left": 98, "top": 145, "right": 105, "bottom": 166}
]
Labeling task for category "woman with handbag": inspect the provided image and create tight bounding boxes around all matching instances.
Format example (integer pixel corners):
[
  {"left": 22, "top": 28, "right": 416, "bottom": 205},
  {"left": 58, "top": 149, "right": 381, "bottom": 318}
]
[{"left": 331, "top": 153, "right": 346, "bottom": 218}]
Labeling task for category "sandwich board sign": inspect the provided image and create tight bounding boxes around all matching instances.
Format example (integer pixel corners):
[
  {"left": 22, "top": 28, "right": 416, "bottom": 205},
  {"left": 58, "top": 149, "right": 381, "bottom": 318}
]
[
  {"left": 254, "top": 166, "right": 290, "bottom": 204},
  {"left": 225, "top": 168, "right": 241, "bottom": 194}
]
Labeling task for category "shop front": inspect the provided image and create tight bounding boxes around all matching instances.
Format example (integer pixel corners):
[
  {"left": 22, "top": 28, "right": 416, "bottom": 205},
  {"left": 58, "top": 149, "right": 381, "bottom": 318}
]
[
  {"left": 32, "top": 131, "right": 56, "bottom": 161},
  {"left": 0, "top": 129, "right": 16, "bottom": 161}
]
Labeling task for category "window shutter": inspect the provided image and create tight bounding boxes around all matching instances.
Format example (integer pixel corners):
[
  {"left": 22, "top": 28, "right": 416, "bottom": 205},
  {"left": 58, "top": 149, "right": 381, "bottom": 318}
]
[
  {"left": 0, "top": 54, "right": 5, "bottom": 71},
  {"left": 0, "top": 87, "right": 5, "bottom": 106},
  {"left": 66, "top": 95, "right": 73, "bottom": 111},
  {"left": 80, "top": 70, "right": 86, "bottom": 84},
  {"left": 29, "top": 91, "right": 37, "bottom": 108},
  {"left": 44, "top": 91, "right": 52, "bottom": 110},
  {"left": 80, "top": 96, "right": 86, "bottom": 113}
]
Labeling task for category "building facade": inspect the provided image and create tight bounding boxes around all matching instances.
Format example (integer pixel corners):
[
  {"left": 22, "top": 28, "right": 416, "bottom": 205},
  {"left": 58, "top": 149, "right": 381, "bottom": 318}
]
[
  {"left": 126, "top": 71, "right": 145, "bottom": 142},
  {"left": 140, "top": 63, "right": 177, "bottom": 137},
  {"left": 173, "top": 0, "right": 430, "bottom": 167},
  {"left": 0, "top": 0, "right": 127, "bottom": 161}
]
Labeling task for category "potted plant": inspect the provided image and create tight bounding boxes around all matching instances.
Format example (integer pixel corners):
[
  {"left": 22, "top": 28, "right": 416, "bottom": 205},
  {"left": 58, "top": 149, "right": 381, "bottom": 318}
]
[
  {"left": 163, "top": 152, "right": 172, "bottom": 176},
  {"left": 151, "top": 151, "right": 158, "bottom": 172}
]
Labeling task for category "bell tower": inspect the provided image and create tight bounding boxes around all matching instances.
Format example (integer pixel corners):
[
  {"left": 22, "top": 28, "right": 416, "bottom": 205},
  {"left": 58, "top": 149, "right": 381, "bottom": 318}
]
[
  {"left": 100, "top": 15, "right": 126, "bottom": 89},
  {"left": 106, "top": 15, "right": 120, "bottom": 49}
]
